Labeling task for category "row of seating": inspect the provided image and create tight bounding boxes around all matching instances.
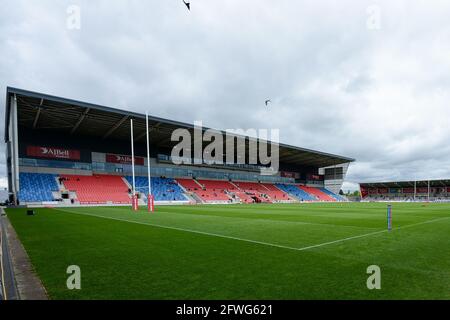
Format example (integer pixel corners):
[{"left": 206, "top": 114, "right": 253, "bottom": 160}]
[
  {"left": 319, "top": 188, "right": 346, "bottom": 201},
  {"left": 61, "top": 174, "right": 131, "bottom": 204},
  {"left": 232, "top": 182, "right": 268, "bottom": 203},
  {"left": 232, "top": 191, "right": 255, "bottom": 203},
  {"left": 18, "top": 173, "right": 58, "bottom": 202},
  {"left": 299, "top": 185, "right": 335, "bottom": 201},
  {"left": 125, "top": 176, "right": 187, "bottom": 202},
  {"left": 233, "top": 181, "right": 290, "bottom": 202},
  {"left": 18, "top": 173, "right": 344, "bottom": 204},
  {"left": 276, "top": 184, "right": 317, "bottom": 201},
  {"left": 261, "top": 183, "right": 292, "bottom": 201},
  {"left": 176, "top": 179, "right": 293, "bottom": 203},
  {"left": 176, "top": 179, "right": 232, "bottom": 202}
]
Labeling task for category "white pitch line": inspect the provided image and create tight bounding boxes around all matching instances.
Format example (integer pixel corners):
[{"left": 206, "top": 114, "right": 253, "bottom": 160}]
[
  {"left": 54, "top": 208, "right": 450, "bottom": 253},
  {"left": 138, "top": 210, "right": 379, "bottom": 230},
  {"left": 56, "top": 208, "right": 308, "bottom": 252},
  {"left": 394, "top": 216, "right": 450, "bottom": 230}
]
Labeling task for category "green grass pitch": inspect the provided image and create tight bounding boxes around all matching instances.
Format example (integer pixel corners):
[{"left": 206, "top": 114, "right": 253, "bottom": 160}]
[{"left": 5, "top": 202, "right": 450, "bottom": 300}]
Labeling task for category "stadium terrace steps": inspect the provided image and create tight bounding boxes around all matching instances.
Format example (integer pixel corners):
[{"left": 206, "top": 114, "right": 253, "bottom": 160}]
[
  {"left": 229, "top": 181, "right": 241, "bottom": 190},
  {"left": 234, "top": 181, "right": 265, "bottom": 192},
  {"left": 226, "top": 181, "right": 255, "bottom": 203},
  {"left": 176, "top": 179, "right": 232, "bottom": 203},
  {"left": 298, "top": 185, "right": 335, "bottom": 202},
  {"left": 319, "top": 188, "right": 346, "bottom": 201},
  {"left": 234, "top": 181, "right": 290, "bottom": 203},
  {"left": 260, "top": 183, "right": 292, "bottom": 201},
  {"left": 176, "top": 178, "right": 201, "bottom": 191},
  {"left": 61, "top": 174, "right": 131, "bottom": 204},
  {"left": 275, "top": 184, "right": 316, "bottom": 201},
  {"left": 18, "top": 173, "right": 58, "bottom": 202},
  {"left": 125, "top": 176, "right": 187, "bottom": 202},
  {"left": 197, "top": 179, "right": 237, "bottom": 191},
  {"left": 233, "top": 182, "right": 270, "bottom": 203},
  {"left": 197, "top": 179, "right": 249, "bottom": 203},
  {"left": 175, "top": 179, "right": 205, "bottom": 202},
  {"left": 122, "top": 177, "right": 132, "bottom": 189},
  {"left": 233, "top": 191, "right": 254, "bottom": 203},
  {"left": 276, "top": 184, "right": 343, "bottom": 202}
]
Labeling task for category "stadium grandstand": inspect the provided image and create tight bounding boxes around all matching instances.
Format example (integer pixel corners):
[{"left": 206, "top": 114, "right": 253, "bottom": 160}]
[
  {"left": 4, "top": 87, "right": 354, "bottom": 207},
  {"left": 360, "top": 179, "right": 450, "bottom": 202}
]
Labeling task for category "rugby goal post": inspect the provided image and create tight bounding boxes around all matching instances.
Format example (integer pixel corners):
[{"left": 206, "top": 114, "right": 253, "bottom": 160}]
[
  {"left": 130, "top": 119, "right": 139, "bottom": 211},
  {"left": 130, "top": 114, "right": 155, "bottom": 212},
  {"left": 146, "top": 111, "right": 154, "bottom": 212}
]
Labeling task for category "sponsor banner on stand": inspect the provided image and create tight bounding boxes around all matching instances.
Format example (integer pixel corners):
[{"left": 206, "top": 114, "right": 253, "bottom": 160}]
[
  {"left": 26, "top": 146, "right": 81, "bottom": 160},
  {"left": 106, "top": 153, "right": 145, "bottom": 166}
]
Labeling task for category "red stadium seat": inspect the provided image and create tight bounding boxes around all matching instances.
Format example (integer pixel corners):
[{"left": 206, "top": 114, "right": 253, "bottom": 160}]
[
  {"left": 61, "top": 174, "right": 131, "bottom": 204},
  {"left": 176, "top": 179, "right": 232, "bottom": 202},
  {"left": 234, "top": 181, "right": 291, "bottom": 203}
]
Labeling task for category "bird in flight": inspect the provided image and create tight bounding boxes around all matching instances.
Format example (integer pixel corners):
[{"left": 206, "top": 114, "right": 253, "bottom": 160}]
[
  {"left": 265, "top": 99, "right": 271, "bottom": 106},
  {"left": 183, "top": 0, "right": 190, "bottom": 11}
]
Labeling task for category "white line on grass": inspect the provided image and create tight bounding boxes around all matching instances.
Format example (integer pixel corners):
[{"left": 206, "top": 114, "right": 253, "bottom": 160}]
[
  {"left": 138, "top": 210, "right": 380, "bottom": 230},
  {"left": 54, "top": 208, "right": 450, "bottom": 253},
  {"left": 395, "top": 216, "right": 450, "bottom": 230}
]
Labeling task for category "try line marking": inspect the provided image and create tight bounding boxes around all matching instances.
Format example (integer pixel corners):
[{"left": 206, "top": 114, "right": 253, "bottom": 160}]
[{"left": 55, "top": 208, "right": 450, "bottom": 253}]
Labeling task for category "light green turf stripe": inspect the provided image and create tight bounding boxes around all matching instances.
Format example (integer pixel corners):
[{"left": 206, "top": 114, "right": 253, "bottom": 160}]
[
  {"left": 99, "top": 207, "right": 380, "bottom": 230},
  {"left": 53, "top": 208, "right": 450, "bottom": 253}
]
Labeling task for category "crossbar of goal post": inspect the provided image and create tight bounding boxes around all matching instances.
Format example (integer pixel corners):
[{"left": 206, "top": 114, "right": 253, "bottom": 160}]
[{"left": 146, "top": 111, "right": 154, "bottom": 212}]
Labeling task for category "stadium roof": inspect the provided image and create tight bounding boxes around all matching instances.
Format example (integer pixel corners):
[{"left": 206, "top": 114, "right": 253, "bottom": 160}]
[
  {"left": 5, "top": 87, "right": 355, "bottom": 168},
  {"left": 360, "top": 179, "right": 450, "bottom": 188}
]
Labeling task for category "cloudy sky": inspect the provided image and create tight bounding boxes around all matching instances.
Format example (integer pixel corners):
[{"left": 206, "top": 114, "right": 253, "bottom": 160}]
[{"left": 1, "top": 0, "right": 450, "bottom": 191}]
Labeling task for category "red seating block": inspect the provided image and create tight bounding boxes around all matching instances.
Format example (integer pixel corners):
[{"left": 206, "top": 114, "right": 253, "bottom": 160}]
[
  {"left": 61, "top": 174, "right": 131, "bottom": 204},
  {"left": 234, "top": 182, "right": 291, "bottom": 202},
  {"left": 176, "top": 179, "right": 232, "bottom": 202},
  {"left": 298, "top": 185, "right": 335, "bottom": 201}
]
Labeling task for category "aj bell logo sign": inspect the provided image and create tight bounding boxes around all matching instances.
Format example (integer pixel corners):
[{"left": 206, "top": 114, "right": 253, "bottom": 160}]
[
  {"left": 26, "top": 146, "right": 81, "bottom": 160},
  {"left": 41, "top": 147, "right": 70, "bottom": 158},
  {"left": 114, "top": 155, "right": 133, "bottom": 163},
  {"left": 106, "top": 153, "right": 144, "bottom": 165}
]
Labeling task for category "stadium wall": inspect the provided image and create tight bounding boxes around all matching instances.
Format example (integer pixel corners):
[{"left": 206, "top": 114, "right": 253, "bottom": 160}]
[{"left": 319, "top": 163, "right": 350, "bottom": 194}]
